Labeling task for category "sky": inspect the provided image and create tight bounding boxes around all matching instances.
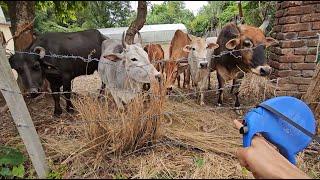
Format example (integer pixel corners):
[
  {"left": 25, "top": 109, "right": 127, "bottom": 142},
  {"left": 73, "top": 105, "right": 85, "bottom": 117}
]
[{"left": 130, "top": 1, "right": 208, "bottom": 15}]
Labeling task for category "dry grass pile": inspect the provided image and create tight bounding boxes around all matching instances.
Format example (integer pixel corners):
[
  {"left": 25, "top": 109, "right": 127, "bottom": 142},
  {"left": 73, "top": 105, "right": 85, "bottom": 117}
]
[
  {"left": 239, "top": 73, "right": 277, "bottom": 101},
  {"left": 73, "top": 81, "right": 165, "bottom": 157}
]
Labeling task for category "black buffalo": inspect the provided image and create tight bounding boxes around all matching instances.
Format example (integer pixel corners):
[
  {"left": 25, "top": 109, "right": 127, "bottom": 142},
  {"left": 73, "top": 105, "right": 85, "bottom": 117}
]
[{"left": 9, "top": 29, "right": 107, "bottom": 116}]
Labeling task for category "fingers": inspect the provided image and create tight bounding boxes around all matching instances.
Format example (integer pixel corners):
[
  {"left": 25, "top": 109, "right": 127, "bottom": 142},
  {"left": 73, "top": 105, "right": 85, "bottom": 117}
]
[
  {"left": 233, "top": 119, "right": 243, "bottom": 130},
  {"left": 236, "top": 148, "right": 250, "bottom": 170}
]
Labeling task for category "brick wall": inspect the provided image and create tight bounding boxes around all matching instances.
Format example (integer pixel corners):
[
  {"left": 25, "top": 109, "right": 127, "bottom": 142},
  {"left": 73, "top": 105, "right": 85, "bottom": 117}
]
[{"left": 269, "top": 1, "right": 320, "bottom": 97}]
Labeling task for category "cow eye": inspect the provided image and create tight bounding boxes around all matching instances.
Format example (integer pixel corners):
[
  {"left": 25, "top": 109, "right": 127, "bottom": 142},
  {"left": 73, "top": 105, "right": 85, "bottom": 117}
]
[
  {"left": 33, "top": 64, "right": 41, "bottom": 71},
  {"left": 243, "top": 40, "right": 253, "bottom": 48},
  {"left": 131, "top": 58, "right": 138, "bottom": 61}
]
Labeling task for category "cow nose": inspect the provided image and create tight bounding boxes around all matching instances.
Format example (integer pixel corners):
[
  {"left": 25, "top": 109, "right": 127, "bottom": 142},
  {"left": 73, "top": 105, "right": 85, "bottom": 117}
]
[
  {"left": 143, "top": 83, "right": 151, "bottom": 91},
  {"left": 260, "top": 67, "right": 272, "bottom": 76},
  {"left": 27, "top": 88, "right": 40, "bottom": 98},
  {"left": 200, "top": 62, "right": 208, "bottom": 69},
  {"left": 155, "top": 73, "right": 162, "bottom": 83}
]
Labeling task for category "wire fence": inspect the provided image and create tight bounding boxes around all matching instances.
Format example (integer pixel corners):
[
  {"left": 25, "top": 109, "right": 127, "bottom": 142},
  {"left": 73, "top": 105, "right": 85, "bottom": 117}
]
[{"left": 1, "top": 41, "right": 320, "bottom": 125}]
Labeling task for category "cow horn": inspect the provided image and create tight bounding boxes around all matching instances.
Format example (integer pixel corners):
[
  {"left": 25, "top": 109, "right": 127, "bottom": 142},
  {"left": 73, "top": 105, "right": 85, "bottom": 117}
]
[
  {"left": 136, "top": 31, "right": 143, "bottom": 44},
  {"left": 259, "top": 15, "right": 271, "bottom": 34},
  {"left": 33, "top": 46, "right": 46, "bottom": 59},
  {"left": 122, "top": 31, "right": 128, "bottom": 49}
]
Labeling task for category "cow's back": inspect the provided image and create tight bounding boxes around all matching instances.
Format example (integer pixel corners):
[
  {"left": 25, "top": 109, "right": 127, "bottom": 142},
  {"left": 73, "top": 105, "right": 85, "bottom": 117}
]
[{"left": 30, "top": 29, "right": 106, "bottom": 77}]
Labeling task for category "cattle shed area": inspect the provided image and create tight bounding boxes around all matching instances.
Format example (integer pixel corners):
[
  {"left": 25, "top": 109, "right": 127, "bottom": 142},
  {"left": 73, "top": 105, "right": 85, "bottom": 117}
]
[
  {"left": 98, "top": 23, "right": 188, "bottom": 44},
  {"left": 0, "top": 1, "right": 320, "bottom": 179}
]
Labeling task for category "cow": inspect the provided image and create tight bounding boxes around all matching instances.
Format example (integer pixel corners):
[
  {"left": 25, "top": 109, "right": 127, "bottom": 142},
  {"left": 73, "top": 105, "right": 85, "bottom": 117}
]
[
  {"left": 9, "top": 29, "right": 106, "bottom": 117},
  {"left": 208, "top": 20, "right": 278, "bottom": 112},
  {"left": 143, "top": 43, "right": 165, "bottom": 73},
  {"left": 182, "top": 35, "right": 219, "bottom": 105},
  {"left": 164, "top": 29, "right": 191, "bottom": 92},
  {"left": 98, "top": 31, "right": 161, "bottom": 109}
]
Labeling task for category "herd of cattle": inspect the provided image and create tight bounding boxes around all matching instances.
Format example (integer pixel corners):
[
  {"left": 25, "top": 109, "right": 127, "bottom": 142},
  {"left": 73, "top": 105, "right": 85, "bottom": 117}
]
[{"left": 8, "top": 20, "right": 277, "bottom": 117}]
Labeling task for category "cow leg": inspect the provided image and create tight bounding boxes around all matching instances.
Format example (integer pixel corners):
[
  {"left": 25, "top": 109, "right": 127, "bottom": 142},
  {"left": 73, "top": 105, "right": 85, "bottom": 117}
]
[
  {"left": 51, "top": 84, "right": 62, "bottom": 117},
  {"left": 217, "top": 73, "right": 225, "bottom": 106},
  {"left": 230, "top": 79, "right": 236, "bottom": 94},
  {"left": 184, "top": 67, "right": 191, "bottom": 89},
  {"left": 63, "top": 78, "right": 74, "bottom": 113},
  {"left": 177, "top": 74, "right": 181, "bottom": 88},
  {"left": 233, "top": 72, "right": 245, "bottom": 115},
  {"left": 207, "top": 72, "right": 211, "bottom": 90},
  {"left": 98, "top": 82, "right": 106, "bottom": 100}
]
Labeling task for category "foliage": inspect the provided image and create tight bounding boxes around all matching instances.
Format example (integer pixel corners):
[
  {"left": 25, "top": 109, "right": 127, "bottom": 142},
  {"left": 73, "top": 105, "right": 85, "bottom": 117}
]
[
  {"left": 0, "top": 146, "right": 26, "bottom": 179},
  {"left": 34, "top": 1, "right": 133, "bottom": 34},
  {"left": 146, "top": 1, "right": 195, "bottom": 31}
]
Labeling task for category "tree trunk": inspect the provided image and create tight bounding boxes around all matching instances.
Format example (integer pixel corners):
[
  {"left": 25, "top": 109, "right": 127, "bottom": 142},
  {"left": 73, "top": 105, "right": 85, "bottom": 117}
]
[
  {"left": 6, "top": 1, "right": 35, "bottom": 51},
  {"left": 125, "top": 1, "right": 147, "bottom": 45},
  {"left": 302, "top": 63, "right": 320, "bottom": 133}
]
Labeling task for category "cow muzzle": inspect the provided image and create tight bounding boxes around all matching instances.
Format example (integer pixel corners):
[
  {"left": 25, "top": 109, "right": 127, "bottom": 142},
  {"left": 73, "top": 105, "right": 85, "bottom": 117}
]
[
  {"left": 252, "top": 66, "right": 272, "bottom": 76},
  {"left": 198, "top": 61, "right": 208, "bottom": 69},
  {"left": 27, "top": 88, "right": 40, "bottom": 98}
]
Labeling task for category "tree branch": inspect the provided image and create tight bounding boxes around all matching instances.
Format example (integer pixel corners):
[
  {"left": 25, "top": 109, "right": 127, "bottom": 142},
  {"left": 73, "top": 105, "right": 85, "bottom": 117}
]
[{"left": 125, "top": 1, "right": 147, "bottom": 45}]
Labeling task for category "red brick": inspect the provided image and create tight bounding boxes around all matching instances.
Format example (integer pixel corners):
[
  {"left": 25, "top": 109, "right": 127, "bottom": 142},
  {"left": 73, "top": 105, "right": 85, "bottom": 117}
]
[
  {"left": 274, "top": 70, "right": 300, "bottom": 77},
  {"left": 301, "top": 13, "right": 320, "bottom": 22},
  {"left": 282, "top": 23, "right": 310, "bottom": 32},
  {"left": 292, "top": 63, "right": 316, "bottom": 70},
  {"left": 302, "top": 70, "right": 315, "bottom": 77},
  {"left": 317, "top": 5, "right": 320, "bottom": 13},
  {"left": 272, "top": 25, "right": 282, "bottom": 32},
  {"left": 275, "top": 10, "right": 284, "bottom": 18},
  {"left": 279, "top": 83, "right": 298, "bottom": 91},
  {"left": 284, "top": 32, "right": 298, "bottom": 39},
  {"left": 279, "top": 55, "right": 305, "bottom": 63},
  {"left": 305, "top": 55, "right": 317, "bottom": 62},
  {"left": 303, "top": 1, "right": 320, "bottom": 4},
  {"left": 280, "top": 40, "right": 305, "bottom": 48},
  {"left": 276, "top": 3, "right": 281, "bottom": 10},
  {"left": 290, "top": 77, "right": 312, "bottom": 85},
  {"left": 306, "top": 39, "right": 319, "bottom": 47},
  {"left": 279, "top": 16, "right": 300, "bottom": 24},
  {"left": 298, "top": 85, "right": 310, "bottom": 92},
  {"left": 269, "top": 60, "right": 291, "bottom": 70},
  {"left": 298, "top": 31, "right": 319, "bottom": 38},
  {"left": 283, "top": 5, "right": 314, "bottom": 16},
  {"left": 312, "top": 22, "right": 320, "bottom": 30},
  {"left": 282, "top": 1, "right": 303, "bottom": 8},
  {"left": 270, "top": 47, "right": 294, "bottom": 56},
  {"left": 294, "top": 48, "right": 317, "bottom": 55}
]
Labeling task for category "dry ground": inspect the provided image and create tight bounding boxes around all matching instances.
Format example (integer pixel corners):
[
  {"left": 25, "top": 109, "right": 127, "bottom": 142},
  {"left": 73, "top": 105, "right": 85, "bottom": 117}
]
[{"left": 0, "top": 43, "right": 319, "bottom": 178}]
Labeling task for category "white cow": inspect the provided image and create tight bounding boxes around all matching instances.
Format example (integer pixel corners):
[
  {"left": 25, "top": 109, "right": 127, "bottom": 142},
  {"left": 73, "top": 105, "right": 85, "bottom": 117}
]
[
  {"left": 183, "top": 35, "right": 219, "bottom": 106},
  {"left": 98, "top": 31, "right": 161, "bottom": 109}
]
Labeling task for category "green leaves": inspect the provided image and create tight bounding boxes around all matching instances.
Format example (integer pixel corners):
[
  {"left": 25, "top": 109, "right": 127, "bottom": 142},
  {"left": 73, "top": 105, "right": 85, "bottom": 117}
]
[
  {"left": 0, "top": 146, "right": 26, "bottom": 166},
  {"left": 11, "top": 164, "right": 25, "bottom": 178},
  {"left": 0, "top": 146, "right": 26, "bottom": 179}
]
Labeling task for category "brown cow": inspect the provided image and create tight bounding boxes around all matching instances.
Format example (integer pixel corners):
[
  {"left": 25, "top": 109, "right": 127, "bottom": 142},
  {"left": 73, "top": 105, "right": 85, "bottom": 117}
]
[
  {"left": 209, "top": 19, "right": 278, "bottom": 113},
  {"left": 164, "top": 29, "right": 191, "bottom": 92},
  {"left": 144, "top": 43, "right": 165, "bottom": 73}
]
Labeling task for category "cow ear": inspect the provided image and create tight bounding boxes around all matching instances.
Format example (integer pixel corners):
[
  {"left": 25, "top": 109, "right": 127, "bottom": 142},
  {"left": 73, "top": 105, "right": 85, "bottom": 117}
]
[
  {"left": 265, "top": 37, "right": 278, "bottom": 48},
  {"left": 183, "top": 45, "right": 192, "bottom": 53},
  {"left": 225, "top": 38, "right": 240, "bottom": 50},
  {"left": 103, "top": 54, "right": 123, "bottom": 62},
  {"left": 33, "top": 46, "right": 46, "bottom": 59},
  {"left": 207, "top": 43, "right": 219, "bottom": 50}
]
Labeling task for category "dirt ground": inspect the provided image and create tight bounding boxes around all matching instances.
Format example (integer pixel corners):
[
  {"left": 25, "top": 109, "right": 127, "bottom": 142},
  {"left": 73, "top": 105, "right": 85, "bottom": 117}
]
[{"left": 0, "top": 43, "right": 319, "bottom": 178}]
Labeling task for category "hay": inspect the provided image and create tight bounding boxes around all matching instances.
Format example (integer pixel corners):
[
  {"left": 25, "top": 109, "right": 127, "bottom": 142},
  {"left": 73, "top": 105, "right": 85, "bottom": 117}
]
[{"left": 239, "top": 73, "right": 277, "bottom": 101}]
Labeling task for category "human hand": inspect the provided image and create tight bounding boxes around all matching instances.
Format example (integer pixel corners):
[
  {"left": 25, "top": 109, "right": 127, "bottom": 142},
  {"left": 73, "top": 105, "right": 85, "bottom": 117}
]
[{"left": 234, "top": 119, "right": 310, "bottom": 179}]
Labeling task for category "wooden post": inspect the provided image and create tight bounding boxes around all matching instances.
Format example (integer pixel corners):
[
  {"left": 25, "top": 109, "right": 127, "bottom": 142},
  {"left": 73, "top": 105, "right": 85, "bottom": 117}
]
[{"left": 0, "top": 46, "right": 48, "bottom": 178}]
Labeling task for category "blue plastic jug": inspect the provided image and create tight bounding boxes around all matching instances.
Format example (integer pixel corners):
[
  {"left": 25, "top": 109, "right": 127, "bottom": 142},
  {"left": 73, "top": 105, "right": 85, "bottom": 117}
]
[{"left": 242, "top": 96, "right": 317, "bottom": 165}]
